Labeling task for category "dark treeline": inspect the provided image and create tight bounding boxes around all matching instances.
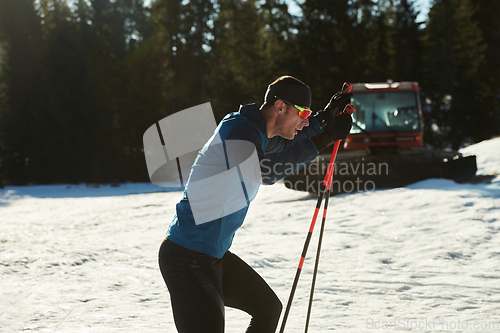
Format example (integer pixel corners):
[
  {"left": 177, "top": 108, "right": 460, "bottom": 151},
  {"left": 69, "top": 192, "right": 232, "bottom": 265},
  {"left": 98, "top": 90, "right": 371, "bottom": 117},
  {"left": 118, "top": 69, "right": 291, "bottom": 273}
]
[{"left": 0, "top": 0, "right": 498, "bottom": 185}]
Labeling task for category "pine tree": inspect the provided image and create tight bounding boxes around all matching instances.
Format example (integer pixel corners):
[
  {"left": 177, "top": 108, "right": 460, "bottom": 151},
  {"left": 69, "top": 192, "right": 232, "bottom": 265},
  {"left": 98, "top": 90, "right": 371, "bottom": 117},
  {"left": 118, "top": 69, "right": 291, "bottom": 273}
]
[
  {"left": 259, "top": 0, "right": 296, "bottom": 77},
  {"left": 295, "top": 0, "right": 354, "bottom": 109},
  {"left": 390, "top": 0, "right": 423, "bottom": 81},
  {"left": 209, "top": 0, "right": 268, "bottom": 117},
  {"left": 149, "top": 0, "right": 216, "bottom": 114},
  {"left": 350, "top": 0, "right": 379, "bottom": 81},
  {"left": 472, "top": 0, "right": 500, "bottom": 140},
  {"left": 423, "top": 0, "right": 487, "bottom": 149},
  {"left": 35, "top": 0, "right": 96, "bottom": 183},
  {"left": 0, "top": 0, "right": 45, "bottom": 184}
]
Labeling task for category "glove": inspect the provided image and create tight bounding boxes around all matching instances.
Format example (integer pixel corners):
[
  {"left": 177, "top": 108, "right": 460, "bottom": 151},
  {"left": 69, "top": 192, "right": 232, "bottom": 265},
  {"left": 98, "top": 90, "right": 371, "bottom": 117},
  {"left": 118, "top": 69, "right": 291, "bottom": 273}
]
[
  {"left": 311, "top": 113, "right": 353, "bottom": 152},
  {"left": 315, "top": 90, "right": 353, "bottom": 128}
]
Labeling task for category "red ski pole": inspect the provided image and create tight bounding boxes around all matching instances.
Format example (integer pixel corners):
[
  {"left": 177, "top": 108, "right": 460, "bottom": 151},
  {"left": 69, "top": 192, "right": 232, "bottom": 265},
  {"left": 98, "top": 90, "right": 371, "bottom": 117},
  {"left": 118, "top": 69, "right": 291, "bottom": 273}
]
[
  {"left": 279, "top": 101, "right": 355, "bottom": 333},
  {"left": 303, "top": 145, "right": 338, "bottom": 333},
  {"left": 279, "top": 140, "right": 341, "bottom": 333},
  {"left": 304, "top": 103, "right": 355, "bottom": 333}
]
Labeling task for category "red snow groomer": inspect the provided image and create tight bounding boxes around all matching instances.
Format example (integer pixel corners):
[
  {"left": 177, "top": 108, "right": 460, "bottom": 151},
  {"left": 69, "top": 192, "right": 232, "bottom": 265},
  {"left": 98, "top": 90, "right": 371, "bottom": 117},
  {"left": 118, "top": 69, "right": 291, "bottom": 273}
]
[
  {"left": 346, "top": 82, "right": 423, "bottom": 151},
  {"left": 285, "top": 81, "right": 478, "bottom": 194}
]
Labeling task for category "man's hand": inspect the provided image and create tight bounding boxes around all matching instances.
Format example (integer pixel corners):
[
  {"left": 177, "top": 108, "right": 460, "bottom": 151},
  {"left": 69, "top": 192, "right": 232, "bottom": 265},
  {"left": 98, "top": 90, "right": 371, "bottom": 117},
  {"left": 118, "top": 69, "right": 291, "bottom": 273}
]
[
  {"left": 316, "top": 89, "right": 353, "bottom": 128},
  {"left": 311, "top": 111, "right": 353, "bottom": 152}
]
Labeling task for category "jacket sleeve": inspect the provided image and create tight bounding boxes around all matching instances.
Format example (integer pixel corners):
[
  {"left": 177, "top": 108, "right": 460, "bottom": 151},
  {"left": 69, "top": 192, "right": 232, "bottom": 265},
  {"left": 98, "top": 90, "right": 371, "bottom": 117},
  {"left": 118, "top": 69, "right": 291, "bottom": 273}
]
[{"left": 225, "top": 124, "right": 319, "bottom": 185}]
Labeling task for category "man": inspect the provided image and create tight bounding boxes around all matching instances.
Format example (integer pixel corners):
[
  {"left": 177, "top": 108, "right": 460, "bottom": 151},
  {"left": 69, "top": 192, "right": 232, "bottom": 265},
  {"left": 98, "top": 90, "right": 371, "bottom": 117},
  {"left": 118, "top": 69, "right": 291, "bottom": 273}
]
[{"left": 158, "top": 75, "right": 353, "bottom": 333}]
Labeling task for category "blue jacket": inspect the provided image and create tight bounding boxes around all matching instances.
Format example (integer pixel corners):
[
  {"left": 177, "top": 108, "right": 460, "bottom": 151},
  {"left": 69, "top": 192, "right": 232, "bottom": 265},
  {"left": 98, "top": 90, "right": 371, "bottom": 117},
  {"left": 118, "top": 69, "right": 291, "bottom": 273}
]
[{"left": 166, "top": 103, "right": 322, "bottom": 258}]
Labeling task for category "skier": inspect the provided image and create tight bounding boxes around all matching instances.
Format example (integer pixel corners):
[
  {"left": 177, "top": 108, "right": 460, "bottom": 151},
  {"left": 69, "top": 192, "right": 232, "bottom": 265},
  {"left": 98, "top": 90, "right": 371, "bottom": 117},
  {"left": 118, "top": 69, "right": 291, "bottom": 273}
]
[{"left": 158, "top": 75, "right": 353, "bottom": 333}]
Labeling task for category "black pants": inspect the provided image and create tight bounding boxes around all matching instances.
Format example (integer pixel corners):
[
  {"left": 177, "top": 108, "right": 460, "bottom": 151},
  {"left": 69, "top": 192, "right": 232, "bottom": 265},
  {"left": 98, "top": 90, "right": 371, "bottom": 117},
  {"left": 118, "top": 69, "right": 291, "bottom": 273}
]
[{"left": 158, "top": 238, "right": 282, "bottom": 333}]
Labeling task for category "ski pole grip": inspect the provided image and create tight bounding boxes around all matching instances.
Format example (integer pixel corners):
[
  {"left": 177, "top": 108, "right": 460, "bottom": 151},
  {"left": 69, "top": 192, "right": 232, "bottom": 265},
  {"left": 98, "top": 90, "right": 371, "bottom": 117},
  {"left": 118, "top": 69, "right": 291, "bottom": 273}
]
[
  {"left": 342, "top": 82, "right": 353, "bottom": 94},
  {"left": 322, "top": 102, "right": 355, "bottom": 187},
  {"left": 343, "top": 104, "right": 355, "bottom": 115}
]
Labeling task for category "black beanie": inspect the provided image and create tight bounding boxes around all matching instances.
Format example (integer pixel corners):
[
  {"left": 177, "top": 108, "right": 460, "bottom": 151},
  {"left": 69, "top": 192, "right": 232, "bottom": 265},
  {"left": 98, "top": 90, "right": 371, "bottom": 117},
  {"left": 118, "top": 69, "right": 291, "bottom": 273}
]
[{"left": 264, "top": 76, "right": 312, "bottom": 108}]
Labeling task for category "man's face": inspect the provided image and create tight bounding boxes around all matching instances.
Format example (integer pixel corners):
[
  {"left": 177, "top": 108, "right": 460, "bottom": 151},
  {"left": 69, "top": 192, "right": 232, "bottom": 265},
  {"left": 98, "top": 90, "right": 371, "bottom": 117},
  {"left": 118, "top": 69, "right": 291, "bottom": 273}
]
[{"left": 279, "top": 105, "right": 310, "bottom": 140}]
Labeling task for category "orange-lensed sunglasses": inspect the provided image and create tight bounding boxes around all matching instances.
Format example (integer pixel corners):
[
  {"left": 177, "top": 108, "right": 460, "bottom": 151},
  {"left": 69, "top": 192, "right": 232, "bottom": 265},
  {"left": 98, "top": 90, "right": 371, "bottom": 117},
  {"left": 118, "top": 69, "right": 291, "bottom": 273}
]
[{"left": 274, "top": 96, "right": 313, "bottom": 119}]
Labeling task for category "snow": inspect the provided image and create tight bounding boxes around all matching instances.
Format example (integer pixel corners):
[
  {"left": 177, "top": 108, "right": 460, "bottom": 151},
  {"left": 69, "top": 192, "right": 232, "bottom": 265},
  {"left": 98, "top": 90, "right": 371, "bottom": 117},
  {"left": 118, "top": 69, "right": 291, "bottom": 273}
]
[
  {"left": 460, "top": 136, "right": 500, "bottom": 177},
  {"left": 1, "top": 138, "right": 500, "bottom": 332}
]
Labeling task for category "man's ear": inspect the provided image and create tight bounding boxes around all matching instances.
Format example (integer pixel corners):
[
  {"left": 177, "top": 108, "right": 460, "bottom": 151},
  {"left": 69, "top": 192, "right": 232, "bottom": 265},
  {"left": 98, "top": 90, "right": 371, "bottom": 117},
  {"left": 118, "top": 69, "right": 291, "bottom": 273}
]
[{"left": 274, "top": 99, "right": 286, "bottom": 114}]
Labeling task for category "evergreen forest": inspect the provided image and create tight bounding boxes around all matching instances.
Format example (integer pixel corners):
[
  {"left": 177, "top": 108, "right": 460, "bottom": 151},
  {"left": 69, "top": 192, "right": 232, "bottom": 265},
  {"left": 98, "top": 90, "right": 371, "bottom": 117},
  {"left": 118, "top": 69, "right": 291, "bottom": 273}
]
[{"left": 0, "top": 0, "right": 499, "bottom": 185}]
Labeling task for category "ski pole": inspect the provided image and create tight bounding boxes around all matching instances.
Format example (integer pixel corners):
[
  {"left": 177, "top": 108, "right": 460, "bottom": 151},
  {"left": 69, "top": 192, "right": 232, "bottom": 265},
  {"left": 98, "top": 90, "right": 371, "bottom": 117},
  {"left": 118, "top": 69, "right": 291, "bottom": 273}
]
[
  {"left": 304, "top": 152, "right": 336, "bottom": 333},
  {"left": 304, "top": 103, "right": 356, "bottom": 333},
  {"left": 279, "top": 140, "right": 341, "bottom": 333},
  {"left": 279, "top": 84, "right": 354, "bottom": 333}
]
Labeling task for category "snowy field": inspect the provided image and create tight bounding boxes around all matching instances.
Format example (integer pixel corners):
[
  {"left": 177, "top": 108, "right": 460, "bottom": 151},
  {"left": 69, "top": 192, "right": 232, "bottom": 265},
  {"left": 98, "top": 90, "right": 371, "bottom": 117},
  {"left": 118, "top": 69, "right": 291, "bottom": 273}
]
[{"left": 1, "top": 137, "right": 500, "bottom": 333}]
